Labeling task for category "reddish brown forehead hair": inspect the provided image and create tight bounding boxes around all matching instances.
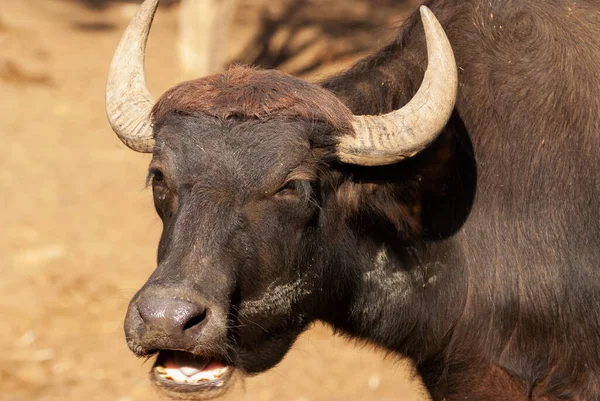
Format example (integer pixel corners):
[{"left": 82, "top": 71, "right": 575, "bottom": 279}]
[{"left": 151, "top": 66, "right": 354, "bottom": 138}]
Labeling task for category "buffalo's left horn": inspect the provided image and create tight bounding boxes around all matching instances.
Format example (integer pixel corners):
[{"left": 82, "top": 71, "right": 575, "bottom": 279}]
[
  {"left": 337, "top": 6, "right": 458, "bottom": 166},
  {"left": 105, "top": 0, "right": 159, "bottom": 153}
]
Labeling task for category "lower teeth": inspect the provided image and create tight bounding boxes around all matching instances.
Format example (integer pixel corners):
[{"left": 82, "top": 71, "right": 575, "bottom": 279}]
[{"left": 156, "top": 366, "right": 228, "bottom": 384}]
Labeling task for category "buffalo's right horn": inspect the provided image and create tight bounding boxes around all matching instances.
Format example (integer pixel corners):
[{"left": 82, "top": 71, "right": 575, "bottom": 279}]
[
  {"left": 105, "top": 0, "right": 159, "bottom": 153},
  {"left": 336, "top": 6, "right": 458, "bottom": 166}
]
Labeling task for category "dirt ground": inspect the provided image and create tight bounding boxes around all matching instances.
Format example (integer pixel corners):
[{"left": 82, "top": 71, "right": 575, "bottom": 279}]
[{"left": 1, "top": 1, "right": 430, "bottom": 400}]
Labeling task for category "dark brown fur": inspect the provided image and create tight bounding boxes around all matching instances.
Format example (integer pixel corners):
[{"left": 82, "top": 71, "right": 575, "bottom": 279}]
[
  {"left": 123, "top": 1, "right": 600, "bottom": 401},
  {"left": 321, "top": 1, "right": 600, "bottom": 399},
  {"left": 152, "top": 66, "right": 354, "bottom": 139}
]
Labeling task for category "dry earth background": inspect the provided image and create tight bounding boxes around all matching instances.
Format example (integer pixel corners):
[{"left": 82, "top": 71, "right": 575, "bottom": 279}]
[{"left": 1, "top": 0, "right": 431, "bottom": 400}]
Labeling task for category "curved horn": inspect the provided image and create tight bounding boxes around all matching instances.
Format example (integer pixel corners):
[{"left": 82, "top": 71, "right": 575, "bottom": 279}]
[
  {"left": 105, "top": 0, "right": 159, "bottom": 153},
  {"left": 337, "top": 6, "right": 458, "bottom": 166}
]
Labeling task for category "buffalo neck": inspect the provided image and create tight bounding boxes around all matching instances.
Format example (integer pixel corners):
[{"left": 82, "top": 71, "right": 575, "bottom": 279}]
[{"left": 317, "top": 230, "right": 468, "bottom": 366}]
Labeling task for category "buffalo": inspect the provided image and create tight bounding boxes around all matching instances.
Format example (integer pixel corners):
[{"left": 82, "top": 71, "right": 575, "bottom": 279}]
[{"left": 105, "top": 0, "right": 600, "bottom": 400}]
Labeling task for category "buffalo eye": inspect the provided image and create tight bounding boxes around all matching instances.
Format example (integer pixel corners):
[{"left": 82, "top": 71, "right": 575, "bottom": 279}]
[
  {"left": 151, "top": 169, "right": 164, "bottom": 182},
  {"left": 275, "top": 180, "right": 309, "bottom": 199},
  {"left": 148, "top": 168, "right": 173, "bottom": 218}
]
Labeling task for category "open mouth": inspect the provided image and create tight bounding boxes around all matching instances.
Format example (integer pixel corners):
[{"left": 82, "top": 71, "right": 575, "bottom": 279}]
[{"left": 152, "top": 350, "right": 236, "bottom": 398}]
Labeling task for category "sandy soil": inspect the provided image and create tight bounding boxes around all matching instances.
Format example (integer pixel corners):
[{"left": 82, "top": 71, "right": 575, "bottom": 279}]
[{"left": 1, "top": 1, "right": 429, "bottom": 400}]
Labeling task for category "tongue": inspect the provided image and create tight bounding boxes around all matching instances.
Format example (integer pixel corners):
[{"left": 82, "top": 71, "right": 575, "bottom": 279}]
[
  {"left": 178, "top": 366, "right": 202, "bottom": 377},
  {"left": 164, "top": 352, "right": 209, "bottom": 377}
]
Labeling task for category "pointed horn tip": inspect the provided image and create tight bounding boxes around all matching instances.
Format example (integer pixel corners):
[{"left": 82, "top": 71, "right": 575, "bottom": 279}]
[
  {"left": 135, "top": 0, "right": 161, "bottom": 24},
  {"left": 144, "top": 0, "right": 160, "bottom": 11},
  {"left": 419, "top": 6, "right": 440, "bottom": 28},
  {"left": 338, "top": 6, "right": 457, "bottom": 166}
]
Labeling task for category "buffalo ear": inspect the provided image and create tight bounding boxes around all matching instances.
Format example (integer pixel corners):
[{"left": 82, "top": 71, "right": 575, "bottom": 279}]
[
  {"left": 331, "top": 133, "right": 457, "bottom": 238},
  {"left": 334, "top": 180, "right": 422, "bottom": 238}
]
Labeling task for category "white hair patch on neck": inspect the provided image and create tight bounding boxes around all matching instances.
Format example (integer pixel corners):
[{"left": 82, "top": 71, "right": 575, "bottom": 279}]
[{"left": 362, "top": 247, "right": 414, "bottom": 313}]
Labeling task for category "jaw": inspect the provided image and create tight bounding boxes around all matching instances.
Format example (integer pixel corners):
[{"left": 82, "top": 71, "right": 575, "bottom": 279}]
[
  {"left": 141, "top": 320, "right": 310, "bottom": 400},
  {"left": 150, "top": 350, "right": 238, "bottom": 400},
  {"left": 142, "top": 329, "right": 299, "bottom": 399}
]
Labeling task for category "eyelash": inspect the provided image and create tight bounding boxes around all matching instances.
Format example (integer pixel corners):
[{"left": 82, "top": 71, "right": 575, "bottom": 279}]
[
  {"left": 278, "top": 181, "right": 297, "bottom": 194},
  {"left": 277, "top": 180, "right": 312, "bottom": 199},
  {"left": 146, "top": 169, "right": 164, "bottom": 187}
]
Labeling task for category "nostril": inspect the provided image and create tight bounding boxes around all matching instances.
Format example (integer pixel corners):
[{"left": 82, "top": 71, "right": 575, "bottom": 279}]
[
  {"left": 134, "top": 295, "right": 208, "bottom": 338},
  {"left": 136, "top": 302, "right": 148, "bottom": 324},
  {"left": 183, "top": 308, "right": 207, "bottom": 331}
]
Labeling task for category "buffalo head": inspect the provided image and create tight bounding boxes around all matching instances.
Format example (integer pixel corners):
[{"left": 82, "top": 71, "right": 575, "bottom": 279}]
[{"left": 105, "top": 0, "right": 457, "bottom": 399}]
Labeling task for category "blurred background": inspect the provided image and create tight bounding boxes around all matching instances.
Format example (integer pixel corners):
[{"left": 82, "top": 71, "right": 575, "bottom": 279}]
[{"left": 1, "top": 0, "right": 430, "bottom": 400}]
